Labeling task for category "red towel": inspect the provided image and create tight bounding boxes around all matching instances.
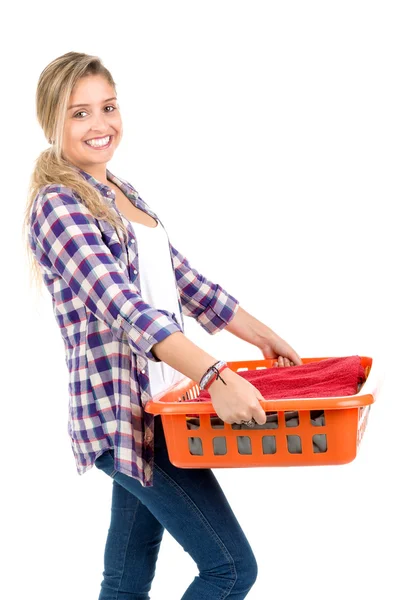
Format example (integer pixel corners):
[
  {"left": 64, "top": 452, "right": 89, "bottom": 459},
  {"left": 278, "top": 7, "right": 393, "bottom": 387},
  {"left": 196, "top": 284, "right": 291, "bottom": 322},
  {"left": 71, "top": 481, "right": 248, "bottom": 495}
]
[{"left": 187, "top": 356, "right": 365, "bottom": 403}]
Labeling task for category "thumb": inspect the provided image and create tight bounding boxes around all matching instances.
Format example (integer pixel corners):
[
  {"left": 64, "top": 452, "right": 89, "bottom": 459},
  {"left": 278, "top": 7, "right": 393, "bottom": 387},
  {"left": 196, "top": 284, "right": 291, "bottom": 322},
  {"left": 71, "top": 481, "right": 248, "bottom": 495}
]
[{"left": 253, "top": 388, "right": 267, "bottom": 424}]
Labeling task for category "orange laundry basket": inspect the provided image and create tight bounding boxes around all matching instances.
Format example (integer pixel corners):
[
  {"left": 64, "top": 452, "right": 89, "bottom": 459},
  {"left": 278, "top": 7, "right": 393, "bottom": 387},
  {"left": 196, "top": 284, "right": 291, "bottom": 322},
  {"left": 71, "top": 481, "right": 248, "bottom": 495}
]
[{"left": 144, "top": 356, "right": 378, "bottom": 468}]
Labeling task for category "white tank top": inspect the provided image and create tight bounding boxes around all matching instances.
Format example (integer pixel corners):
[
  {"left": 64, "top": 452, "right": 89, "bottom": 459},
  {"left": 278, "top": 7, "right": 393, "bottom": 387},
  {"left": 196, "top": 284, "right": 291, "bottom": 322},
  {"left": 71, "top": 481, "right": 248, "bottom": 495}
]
[{"left": 132, "top": 220, "right": 186, "bottom": 398}]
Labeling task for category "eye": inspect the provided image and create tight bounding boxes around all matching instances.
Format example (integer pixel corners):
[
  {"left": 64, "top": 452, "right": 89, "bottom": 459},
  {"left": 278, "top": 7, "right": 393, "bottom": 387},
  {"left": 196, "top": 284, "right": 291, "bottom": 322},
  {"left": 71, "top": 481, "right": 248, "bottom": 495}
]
[{"left": 73, "top": 105, "right": 118, "bottom": 119}]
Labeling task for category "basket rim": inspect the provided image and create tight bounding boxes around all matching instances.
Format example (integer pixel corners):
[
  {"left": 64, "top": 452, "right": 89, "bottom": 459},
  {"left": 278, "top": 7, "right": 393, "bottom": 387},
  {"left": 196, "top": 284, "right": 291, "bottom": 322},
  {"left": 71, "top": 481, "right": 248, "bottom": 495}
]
[{"left": 144, "top": 356, "right": 377, "bottom": 415}]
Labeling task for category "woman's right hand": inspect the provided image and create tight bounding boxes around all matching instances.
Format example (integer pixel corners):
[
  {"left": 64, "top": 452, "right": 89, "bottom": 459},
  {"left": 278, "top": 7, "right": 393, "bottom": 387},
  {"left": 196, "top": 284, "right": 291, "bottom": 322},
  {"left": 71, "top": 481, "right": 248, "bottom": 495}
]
[{"left": 208, "top": 368, "right": 267, "bottom": 425}]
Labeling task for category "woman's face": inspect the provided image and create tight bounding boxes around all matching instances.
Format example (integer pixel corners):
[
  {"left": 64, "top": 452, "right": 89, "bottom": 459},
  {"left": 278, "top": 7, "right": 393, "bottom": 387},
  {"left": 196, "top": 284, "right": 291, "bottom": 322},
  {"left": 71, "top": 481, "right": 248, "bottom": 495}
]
[{"left": 62, "top": 74, "right": 123, "bottom": 175}]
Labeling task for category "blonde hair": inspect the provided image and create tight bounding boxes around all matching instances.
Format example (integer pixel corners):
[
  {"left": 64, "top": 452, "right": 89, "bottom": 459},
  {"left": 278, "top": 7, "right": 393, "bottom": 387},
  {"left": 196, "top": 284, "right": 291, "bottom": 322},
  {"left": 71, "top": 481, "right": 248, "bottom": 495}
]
[{"left": 22, "top": 51, "right": 128, "bottom": 295}]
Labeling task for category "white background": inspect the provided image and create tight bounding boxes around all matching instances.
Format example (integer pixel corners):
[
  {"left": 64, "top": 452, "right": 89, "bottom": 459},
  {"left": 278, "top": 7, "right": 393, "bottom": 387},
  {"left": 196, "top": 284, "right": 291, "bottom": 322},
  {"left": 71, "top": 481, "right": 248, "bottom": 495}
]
[{"left": 3, "top": 1, "right": 400, "bottom": 598}]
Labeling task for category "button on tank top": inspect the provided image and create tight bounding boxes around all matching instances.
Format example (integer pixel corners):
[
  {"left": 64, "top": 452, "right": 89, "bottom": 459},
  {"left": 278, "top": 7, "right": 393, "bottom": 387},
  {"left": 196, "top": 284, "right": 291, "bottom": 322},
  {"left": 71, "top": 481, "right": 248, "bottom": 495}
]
[{"left": 131, "top": 220, "right": 186, "bottom": 398}]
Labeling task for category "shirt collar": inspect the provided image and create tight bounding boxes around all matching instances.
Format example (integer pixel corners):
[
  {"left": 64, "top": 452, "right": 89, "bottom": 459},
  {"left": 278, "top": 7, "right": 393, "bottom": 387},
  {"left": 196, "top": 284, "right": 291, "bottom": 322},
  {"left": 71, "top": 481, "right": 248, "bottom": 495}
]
[{"left": 73, "top": 165, "right": 139, "bottom": 202}]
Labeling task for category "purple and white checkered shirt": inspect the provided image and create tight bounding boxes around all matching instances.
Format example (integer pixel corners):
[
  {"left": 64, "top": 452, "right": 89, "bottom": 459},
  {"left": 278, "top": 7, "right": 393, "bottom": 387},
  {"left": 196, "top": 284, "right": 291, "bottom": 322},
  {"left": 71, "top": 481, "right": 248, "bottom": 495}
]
[{"left": 28, "top": 166, "right": 239, "bottom": 487}]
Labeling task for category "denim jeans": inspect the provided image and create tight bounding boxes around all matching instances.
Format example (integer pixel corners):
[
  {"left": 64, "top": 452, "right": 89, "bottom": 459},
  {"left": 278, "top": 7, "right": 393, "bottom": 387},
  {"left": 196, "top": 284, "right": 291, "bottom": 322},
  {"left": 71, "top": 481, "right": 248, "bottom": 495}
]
[{"left": 94, "top": 415, "right": 258, "bottom": 599}]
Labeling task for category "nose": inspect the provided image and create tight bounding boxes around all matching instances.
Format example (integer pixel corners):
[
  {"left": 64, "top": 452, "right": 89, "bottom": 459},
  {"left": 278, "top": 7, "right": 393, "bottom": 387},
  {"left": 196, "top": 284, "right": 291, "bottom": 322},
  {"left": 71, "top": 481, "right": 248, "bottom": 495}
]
[{"left": 88, "top": 110, "right": 111, "bottom": 133}]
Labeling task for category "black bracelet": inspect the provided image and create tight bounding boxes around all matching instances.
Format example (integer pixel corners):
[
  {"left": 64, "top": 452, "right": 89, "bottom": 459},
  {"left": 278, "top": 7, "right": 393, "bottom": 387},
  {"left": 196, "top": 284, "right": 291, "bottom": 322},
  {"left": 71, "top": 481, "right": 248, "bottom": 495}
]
[{"left": 208, "top": 365, "right": 227, "bottom": 386}]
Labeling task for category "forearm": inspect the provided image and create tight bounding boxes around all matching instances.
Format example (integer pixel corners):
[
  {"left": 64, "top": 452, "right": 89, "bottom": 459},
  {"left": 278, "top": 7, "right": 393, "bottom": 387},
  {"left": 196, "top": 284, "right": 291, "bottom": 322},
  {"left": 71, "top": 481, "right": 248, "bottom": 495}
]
[
  {"left": 151, "top": 332, "right": 220, "bottom": 384},
  {"left": 224, "top": 305, "right": 270, "bottom": 347},
  {"left": 151, "top": 306, "right": 271, "bottom": 382}
]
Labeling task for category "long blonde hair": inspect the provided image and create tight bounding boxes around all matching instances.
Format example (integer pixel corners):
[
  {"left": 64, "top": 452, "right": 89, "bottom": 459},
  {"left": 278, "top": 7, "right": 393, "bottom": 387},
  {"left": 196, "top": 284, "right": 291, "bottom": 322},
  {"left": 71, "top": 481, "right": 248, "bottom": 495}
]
[{"left": 22, "top": 51, "right": 128, "bottom": 294}]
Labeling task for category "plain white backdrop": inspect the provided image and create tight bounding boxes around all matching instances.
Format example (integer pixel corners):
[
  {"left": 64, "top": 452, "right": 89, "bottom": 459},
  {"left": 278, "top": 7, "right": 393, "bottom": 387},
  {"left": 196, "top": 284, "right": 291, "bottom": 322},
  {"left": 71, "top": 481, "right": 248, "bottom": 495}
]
[{"left": 2, "top": 1, "right": 399, "bottom": 599}]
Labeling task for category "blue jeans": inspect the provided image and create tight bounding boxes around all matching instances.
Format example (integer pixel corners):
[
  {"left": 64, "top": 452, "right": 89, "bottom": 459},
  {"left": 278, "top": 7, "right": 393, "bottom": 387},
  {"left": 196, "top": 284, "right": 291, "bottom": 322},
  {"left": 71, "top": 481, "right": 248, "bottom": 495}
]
[{"left": 94, "top": 415, "right": 258, "bottom": 599}]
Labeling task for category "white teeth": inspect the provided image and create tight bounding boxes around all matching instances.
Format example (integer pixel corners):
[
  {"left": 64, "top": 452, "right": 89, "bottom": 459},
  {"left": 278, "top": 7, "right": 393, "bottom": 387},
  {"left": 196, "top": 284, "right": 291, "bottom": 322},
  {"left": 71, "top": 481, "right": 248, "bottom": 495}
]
[{"left": 85, "top": 135, "right": 111, "bottom": 147}]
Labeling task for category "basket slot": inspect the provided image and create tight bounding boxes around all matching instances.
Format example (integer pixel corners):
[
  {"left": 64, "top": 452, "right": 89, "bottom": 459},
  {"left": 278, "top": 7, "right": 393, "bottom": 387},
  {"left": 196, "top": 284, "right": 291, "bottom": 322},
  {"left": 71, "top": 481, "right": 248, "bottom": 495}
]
[
  {"left": 313, "top": 434, "right": 327, "bottom": 453},
  {"left": 287, "top": 435, "right": 302, "bottom": 454},
  {"left": 310, "top": 410, "right": 326, "bottom": 426},
  {"left": 285, "top": 411, "right": 299, "bottom": 427},
  {"left": 213, "top": 437, "right": 227, "bottom": 455},
  {"left": 188, "top": 437, "right": 203, "bottom": 455},
  {"left": 210, "top": 417, "right": 225, "bottom": 429},
  {"left": 237, "top": 436, "right": 252, "bottom": 455},
  {"left": 236, "top": 366, "right": 267, "bottom": 371},
  {"left": 186, "top": 416, "right": 200, "bottom": 430},
  {"left": 178, "top": 384, "right": 200, "bottom": 402},
  {"left": 357, "top": 405, "right": 371, "bottom": 445},
  {"left": 262, "top": 436, "right": 277, "bottom": 454}
]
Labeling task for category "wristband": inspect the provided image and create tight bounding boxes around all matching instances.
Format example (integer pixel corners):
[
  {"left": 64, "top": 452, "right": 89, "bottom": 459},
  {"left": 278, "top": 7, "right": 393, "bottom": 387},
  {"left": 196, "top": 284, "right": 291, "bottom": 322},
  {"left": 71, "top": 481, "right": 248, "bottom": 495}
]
[
  {"left": 203, "top": 364, "right": 229, "bottom": 391},
  {"left": 199, "top": 360, "right": 228, "bottom": 391}
]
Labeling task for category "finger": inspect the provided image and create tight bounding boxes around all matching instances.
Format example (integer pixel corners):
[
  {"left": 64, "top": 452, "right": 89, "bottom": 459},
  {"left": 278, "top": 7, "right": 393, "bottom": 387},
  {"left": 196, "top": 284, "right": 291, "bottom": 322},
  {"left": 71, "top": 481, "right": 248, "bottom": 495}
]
[
  {"left": 255, "top": 414, "right": 267, "bottom": 425},
  {"left": 283, "top": 357, "right": 291, "bottom": 367},
  {"left": 253, "top": 407, "right": 267, "bottom": 425},
  {"left": 278, "top": 356, "right": 285, "bottom": 368},
  {"left": 251, "top": 393, "right": 267, "bottom": 424},
  {"left": 289, "top": 350, "right": 302, "bottom": 365}
]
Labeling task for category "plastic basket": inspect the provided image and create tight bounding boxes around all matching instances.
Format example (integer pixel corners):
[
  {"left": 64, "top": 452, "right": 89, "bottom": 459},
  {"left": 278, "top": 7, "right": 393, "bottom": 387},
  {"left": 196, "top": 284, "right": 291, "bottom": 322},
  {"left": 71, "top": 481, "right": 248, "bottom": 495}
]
[{"left": 144, "top": 356, "right": 377, "bottom": 468}]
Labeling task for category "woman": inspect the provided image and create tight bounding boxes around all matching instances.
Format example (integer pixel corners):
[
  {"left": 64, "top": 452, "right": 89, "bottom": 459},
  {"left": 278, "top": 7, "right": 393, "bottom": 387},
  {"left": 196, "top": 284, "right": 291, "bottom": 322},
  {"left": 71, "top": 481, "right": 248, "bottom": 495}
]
[{"left": 24, "top": 51, "right": 302, "bottom": 600}]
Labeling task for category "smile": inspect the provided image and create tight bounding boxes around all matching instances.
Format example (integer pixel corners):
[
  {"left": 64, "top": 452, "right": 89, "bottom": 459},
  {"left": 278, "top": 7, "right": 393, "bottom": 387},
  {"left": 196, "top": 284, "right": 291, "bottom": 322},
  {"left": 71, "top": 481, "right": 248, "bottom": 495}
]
[{"left": 84, "top": 135, "right": 113, "bottom": 149}]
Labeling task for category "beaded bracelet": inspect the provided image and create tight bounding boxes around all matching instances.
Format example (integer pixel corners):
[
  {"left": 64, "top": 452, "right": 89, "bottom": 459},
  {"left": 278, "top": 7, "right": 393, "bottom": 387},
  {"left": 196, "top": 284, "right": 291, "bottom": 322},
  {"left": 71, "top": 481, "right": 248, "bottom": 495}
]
[{"left": 199, "top": 360, "right": 229, "bottom": 391}]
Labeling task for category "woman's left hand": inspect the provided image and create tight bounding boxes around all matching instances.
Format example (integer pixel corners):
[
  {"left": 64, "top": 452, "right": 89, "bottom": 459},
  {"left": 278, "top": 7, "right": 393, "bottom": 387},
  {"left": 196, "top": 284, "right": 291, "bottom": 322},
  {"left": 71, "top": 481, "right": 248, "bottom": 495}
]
[{"left": 258, "top": 330, "right": 302, "bottom": 368}]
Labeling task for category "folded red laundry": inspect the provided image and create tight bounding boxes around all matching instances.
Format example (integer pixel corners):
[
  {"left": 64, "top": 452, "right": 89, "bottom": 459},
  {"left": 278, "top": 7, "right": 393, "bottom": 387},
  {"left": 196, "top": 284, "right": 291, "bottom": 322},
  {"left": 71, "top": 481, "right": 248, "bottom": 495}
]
[{"left": 187, "top": 356, "right": 365, "bottom": 403}]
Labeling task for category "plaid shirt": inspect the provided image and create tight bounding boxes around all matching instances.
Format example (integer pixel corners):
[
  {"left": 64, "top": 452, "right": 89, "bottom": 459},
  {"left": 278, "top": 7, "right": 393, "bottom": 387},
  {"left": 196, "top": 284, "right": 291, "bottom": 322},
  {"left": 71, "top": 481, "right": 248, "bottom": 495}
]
[{"left": 28, "top": 166, "right": 239, "bottom": 487}]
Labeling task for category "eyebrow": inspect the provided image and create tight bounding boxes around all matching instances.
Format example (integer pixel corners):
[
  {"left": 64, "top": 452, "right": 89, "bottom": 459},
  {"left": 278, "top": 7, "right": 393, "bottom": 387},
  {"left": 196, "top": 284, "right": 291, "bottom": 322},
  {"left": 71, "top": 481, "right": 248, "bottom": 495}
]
[{"left": 67, "top": 97, "right": 117, "bottom": 110}]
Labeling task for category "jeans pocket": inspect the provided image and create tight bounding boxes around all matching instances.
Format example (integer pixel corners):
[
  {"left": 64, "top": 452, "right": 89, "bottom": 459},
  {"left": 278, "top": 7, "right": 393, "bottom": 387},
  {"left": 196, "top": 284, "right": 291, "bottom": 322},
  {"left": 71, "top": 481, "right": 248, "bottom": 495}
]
[{"left": 94, "top": 449, "right": 118, "bottom": 478}]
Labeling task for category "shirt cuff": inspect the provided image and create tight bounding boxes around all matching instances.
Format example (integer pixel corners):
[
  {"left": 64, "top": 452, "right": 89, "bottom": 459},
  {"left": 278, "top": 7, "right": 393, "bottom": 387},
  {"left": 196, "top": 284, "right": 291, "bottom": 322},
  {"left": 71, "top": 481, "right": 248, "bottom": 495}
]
[
  {"left": 117, "top": 306, "right": 183, "bottom": 362},
  {"left": 196, "top": 285, "right": 240, "bottom": 335}
]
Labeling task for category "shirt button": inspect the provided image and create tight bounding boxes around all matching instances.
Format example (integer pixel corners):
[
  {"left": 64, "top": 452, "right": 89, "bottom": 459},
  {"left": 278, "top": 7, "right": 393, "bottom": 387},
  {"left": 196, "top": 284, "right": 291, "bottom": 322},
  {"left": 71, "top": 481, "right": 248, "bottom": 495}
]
[
  {"left": 133, "top": 269, "right": 138, "bottom": 274},
  {"left": 141, "top": 369, "right": 146, "bottom": 373}
]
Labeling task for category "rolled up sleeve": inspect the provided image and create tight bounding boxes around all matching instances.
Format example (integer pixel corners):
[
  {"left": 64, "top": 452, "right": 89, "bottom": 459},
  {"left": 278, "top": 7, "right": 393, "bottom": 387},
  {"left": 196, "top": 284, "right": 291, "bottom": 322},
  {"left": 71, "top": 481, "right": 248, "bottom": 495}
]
[
  {"left": 31, "top": 189, "right": 182, "bottom": 362},
  {"left": 169, "top": 241, "right": 240, "bottom": 335}
]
